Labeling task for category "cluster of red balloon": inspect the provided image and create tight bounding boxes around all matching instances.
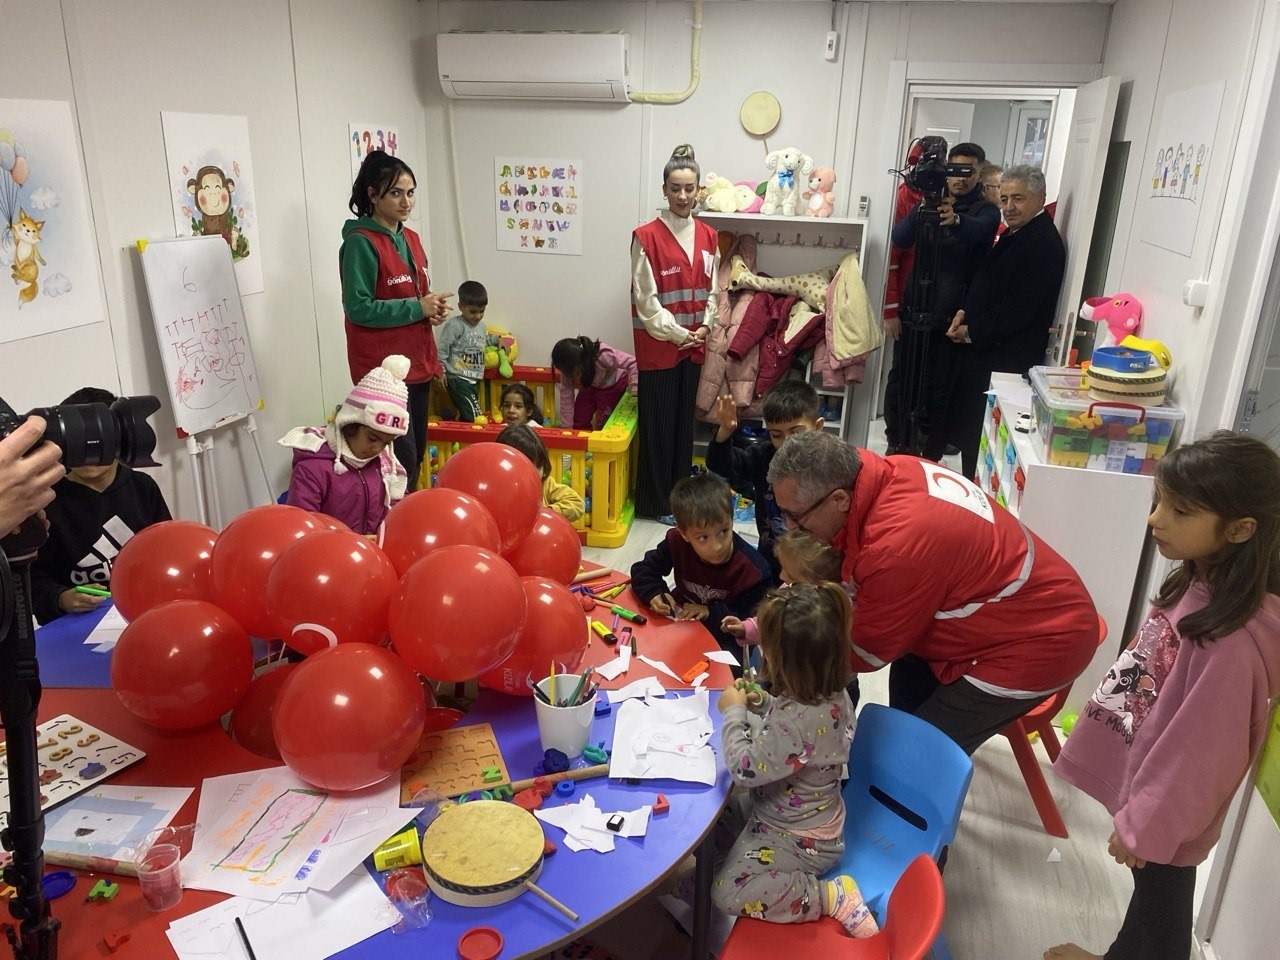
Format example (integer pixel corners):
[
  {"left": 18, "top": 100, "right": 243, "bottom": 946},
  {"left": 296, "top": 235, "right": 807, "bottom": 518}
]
[{"left": 106, "top": 442, "right": 591, "bottom": 791}]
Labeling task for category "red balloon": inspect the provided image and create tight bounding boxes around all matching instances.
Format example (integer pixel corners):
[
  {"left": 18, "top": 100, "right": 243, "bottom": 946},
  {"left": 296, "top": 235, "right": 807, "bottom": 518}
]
[
  {"left": 309, "top": 512, "right": 350, "bottom": 532},
  {"left": 273, "top": 644, "right": 426, "bottom": 791},
  {"left": 111, "top": 520, "right": 218, "bottom": 621},
  {"left": 502, "top": 509, "right": 582, "bottom": 584},
  {"left": 266, "top": 530, "right": 399, "bottom": 655},
  {"left": 380, "top": 488, "right": 501, "bottom": 575},
  {"left": 211, "top": 505, "right": 322, "bottom": 638},
  {"left": 111, "top": 600, "right": 254, "bottom": 729},
  {"left": 437, "top": 443, "right": 542, "bottom": 551},
  {"left": 389, "top": 545, "right": 526, "bottom": 681},
  {"left": 480, "top": 577, "right": 590, "bottom": 696},
  {"left": 229, "top": 663, "right": 299, "bottom": 760}
]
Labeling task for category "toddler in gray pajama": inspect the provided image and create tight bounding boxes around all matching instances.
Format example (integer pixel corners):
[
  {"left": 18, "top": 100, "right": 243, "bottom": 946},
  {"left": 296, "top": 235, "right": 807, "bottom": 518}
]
[{"left": 713, "top": 582, "right": 877, "bottom": 937}]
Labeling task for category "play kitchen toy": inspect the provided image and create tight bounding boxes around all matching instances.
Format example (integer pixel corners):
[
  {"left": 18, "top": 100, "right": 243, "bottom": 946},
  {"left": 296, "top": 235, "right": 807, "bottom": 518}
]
[{"left": 1030, "top": 366, "right": 1183, "bottom": 474}]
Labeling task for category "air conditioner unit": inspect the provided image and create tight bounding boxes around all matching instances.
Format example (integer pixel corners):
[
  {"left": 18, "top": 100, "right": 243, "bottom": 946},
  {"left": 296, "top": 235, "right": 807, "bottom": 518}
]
[{"left": 438, "top": 32, "right": 631, "bottom": 103}]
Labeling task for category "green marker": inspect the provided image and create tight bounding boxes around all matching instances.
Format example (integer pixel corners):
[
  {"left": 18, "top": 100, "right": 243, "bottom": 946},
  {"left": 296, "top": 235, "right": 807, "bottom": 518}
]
[
  {"left": 610, "top": 605, "right": 647, "bottom": 625},
  {"left": 74, "top": 585, "right": 112, "bottom": 598}
]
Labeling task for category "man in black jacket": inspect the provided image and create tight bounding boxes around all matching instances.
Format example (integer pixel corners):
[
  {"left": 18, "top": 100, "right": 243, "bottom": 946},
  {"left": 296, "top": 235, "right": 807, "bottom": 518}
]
[
  {"left": 945, "top": 165, "right": 1066, "bottom": 478},
  {"left": 883, "top": 142, "right": 1000, "bottom": 460}
]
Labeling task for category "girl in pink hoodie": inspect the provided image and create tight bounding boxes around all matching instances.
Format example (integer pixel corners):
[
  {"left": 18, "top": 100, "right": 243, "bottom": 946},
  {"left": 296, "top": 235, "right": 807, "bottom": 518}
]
[{"left": 1046, "top": 431, "right": 1280, "bottom": 960}]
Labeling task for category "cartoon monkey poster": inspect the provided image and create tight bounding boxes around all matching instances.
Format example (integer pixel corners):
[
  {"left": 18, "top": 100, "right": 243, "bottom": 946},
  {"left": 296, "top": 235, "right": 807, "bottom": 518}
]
[{"left": 162, "top": 112, "right": 263, "bottom": 295}]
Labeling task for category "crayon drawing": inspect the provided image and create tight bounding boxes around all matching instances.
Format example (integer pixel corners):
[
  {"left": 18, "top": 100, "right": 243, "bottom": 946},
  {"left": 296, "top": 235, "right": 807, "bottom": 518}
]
[
  {"left": 1140, "top": 81, "right": 1224, "bottom": 257},
  {"left": 0, "top": 98, "right": 107, "bottom": 343}
]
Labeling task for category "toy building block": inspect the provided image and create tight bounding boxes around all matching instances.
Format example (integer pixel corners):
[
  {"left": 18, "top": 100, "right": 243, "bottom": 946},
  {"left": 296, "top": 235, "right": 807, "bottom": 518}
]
[
  {"left": 86, "top": 879, "right": 119, "bottom": 902},
  {"left": 491, "top": 784, "right": 514, "bottom": 801},
  {"left": 101, "top": 932, "right": 131, "bottom": 953},
  {"left": 606, "top": 814, "right": 625, "bottom": 833},
  {"left": 555, "top": 780, "right": 576, "bottom": 798},
  {"left": 653, "top": 794, "right": 670, "bottom": 816},
  {"left": 481, "top": 766, "right": 502, "bottom": 784},
  {"left": 594, "top": 699, "right": 611, "bottom": 717}
]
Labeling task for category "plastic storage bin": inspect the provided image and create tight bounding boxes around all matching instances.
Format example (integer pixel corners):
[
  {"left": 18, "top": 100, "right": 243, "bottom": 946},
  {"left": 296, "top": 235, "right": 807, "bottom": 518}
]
[{"left": 1029, "top": 367, "right": 1183, "bottom": 474}]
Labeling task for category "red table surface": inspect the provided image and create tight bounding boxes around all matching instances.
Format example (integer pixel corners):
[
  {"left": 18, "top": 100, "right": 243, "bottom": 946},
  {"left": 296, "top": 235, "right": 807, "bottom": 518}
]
[
  {"left": 15, "top": 688, "right": 275, "bottom": 959},
  {"left": 576, "top": 578, "right": 736, "bottom": 691}
]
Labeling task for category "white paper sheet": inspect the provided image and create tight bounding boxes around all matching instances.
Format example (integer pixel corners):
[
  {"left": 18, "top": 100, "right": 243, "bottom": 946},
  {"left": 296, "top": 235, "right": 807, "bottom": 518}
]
[
  {"left": 594, "top": 657, "right": 628, "bottom": 682},
  {"left": 703, "top": 649, "right": 741, "bottom": 667},
  {"left": 534, "top": 794, "right": 652, "bottom": 853},
  {"left": 637, "top": 655, "right": 683, "bottom": 683},
  {"left": 83, "top": 605, "right": 127, "bottom": 648},
  {"left": 165, "top": 868, "right": 396, "bottom": 960},
  {"left": 608, "top": 690, "right": 717, "bottom": 785},
  {"left": 610, "top": 677, "right": 666, "bottom": 703}
]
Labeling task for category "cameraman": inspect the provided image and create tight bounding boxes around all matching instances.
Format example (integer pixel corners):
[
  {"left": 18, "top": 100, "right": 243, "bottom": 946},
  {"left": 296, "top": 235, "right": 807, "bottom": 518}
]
[
  {"left": 0, "top": 417, "right": 63, "bottom": 537},
  {"left": 882, "top": 142, "right": 999, "bottom": 460}
]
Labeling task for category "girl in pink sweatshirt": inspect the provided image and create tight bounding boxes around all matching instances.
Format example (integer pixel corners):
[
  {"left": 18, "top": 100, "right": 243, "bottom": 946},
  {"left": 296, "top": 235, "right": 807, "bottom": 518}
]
[
  {"left": 551, "top": 336, "right": 638, "bottom": 430},
  {"left": 1045, "top": 431, "right": 1280, "bottom": 960}
]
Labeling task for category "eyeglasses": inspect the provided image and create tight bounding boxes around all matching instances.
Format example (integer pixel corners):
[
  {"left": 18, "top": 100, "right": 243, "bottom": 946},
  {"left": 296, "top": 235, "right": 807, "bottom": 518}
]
[{"left": 779, "top": 486, "right": 846, "bottom": 529}]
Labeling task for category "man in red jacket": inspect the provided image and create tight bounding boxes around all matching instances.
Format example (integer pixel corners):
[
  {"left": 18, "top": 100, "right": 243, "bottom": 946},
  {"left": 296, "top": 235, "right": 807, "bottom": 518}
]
[{"left": 767, "top": 431, "right": 1097, "bottom": 754}]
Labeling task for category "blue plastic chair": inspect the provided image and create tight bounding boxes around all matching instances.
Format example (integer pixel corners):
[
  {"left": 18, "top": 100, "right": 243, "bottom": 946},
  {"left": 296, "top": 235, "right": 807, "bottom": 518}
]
[{"left": 821, "top": 704, "right": 972, "bottom": 959}]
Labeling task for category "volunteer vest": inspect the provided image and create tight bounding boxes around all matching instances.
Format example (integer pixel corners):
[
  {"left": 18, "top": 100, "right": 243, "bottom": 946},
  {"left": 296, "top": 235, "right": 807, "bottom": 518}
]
[
  {"left": 630, "top": 218, "right": 718, "bottom": 371},
  {"left": 344, "top": 227, "right": 441, "bottom": 384}
]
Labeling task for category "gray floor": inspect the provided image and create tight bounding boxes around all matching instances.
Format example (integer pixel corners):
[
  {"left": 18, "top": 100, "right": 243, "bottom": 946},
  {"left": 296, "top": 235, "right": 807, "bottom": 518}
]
[{"left": 576, "top": 427, "right": 1131, "bottom": 959}]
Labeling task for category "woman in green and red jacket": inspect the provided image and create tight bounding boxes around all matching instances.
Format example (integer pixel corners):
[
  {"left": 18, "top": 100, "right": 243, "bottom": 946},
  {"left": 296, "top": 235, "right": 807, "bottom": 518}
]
[{"left": 341, "top": 150, "right": 453, "bottom": 493}]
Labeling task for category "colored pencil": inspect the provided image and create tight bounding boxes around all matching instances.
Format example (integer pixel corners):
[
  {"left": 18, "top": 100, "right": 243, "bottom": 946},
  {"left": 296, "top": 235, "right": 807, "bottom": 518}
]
[
  {"left": 567, "top": 668, "right": 591, "bottom": 707},
  {"left": 235, "top": 916, "right": 259, "bottom": 960},
  {"left": 550, "top": 662, "right": 557, "bottom": 706}
]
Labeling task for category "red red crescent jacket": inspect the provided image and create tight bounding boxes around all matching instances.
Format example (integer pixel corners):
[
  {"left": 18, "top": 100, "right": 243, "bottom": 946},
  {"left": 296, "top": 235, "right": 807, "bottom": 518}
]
[
  {"left": 344, "top": 227, "right": 441, "bottom": 384},
  {"left": 836, "top": 451, "right": 1097, "bottom": 694},
  {"left": 630, "top": 218, "right": 718, "bottom": 371}
]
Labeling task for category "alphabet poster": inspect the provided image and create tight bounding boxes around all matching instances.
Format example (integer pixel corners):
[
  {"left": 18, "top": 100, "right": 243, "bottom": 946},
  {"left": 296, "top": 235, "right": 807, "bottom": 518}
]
[
  {"left": 1139, "top": 81, "right": 1224, "bottom": 258},
  {"left": 495, "top": 157, "right": 582, "bottom": 256},
  {"left": 348, "top": 123, "right": 401, "bottom": 183},
  {"left": 0, "top": 98, "right": 107, "bottom": 344},
  {"left": 161, "top": 112, "right": 263, "bottom": 295}
]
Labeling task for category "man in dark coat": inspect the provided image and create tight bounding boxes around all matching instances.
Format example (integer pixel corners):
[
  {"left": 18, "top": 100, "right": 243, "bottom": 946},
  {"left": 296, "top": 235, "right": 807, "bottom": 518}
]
[{"left": 944, "top": 164, "right": 1066, "bottom": 478}]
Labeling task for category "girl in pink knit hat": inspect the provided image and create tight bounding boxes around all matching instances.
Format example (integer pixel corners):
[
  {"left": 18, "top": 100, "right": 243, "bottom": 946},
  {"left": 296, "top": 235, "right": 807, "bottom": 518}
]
[{"left": 278, "top": 355, "right": 411, "bottom": 536}]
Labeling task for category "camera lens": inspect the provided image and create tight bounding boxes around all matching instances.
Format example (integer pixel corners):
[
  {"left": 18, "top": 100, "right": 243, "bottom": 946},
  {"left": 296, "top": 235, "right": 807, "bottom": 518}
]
[{"left": 27, "top": 396, "right": 161, "bottom": 469}]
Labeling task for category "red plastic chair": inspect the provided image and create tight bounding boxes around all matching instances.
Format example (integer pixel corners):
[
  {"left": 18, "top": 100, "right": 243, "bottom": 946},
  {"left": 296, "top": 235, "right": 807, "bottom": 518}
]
[
  {"left": 718, "top": 854, "right": 945, "bottom": 960},
  {"left": 998, "top": 615, "right": 1107, "bottom": 838}
]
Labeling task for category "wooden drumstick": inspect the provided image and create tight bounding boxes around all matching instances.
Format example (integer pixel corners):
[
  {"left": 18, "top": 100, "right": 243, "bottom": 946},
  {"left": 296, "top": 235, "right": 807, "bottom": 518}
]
[
  {"left": 509, "top": 762, "right": 610, "bottom": 794},
  {"left": 524, "top": 879, "right": 579, "bottom": 921}
]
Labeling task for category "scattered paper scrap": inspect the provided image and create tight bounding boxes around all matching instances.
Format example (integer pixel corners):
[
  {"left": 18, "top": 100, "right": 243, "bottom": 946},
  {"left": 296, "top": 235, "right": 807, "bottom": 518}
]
[
  {"left": 609, "top": 690, "right": 716, "bottom": 785},
  {"left": 637, "top": 655, "right": 683, "bottom": 683},
  {"left": 610, "top": 677, "right": 665, "bottom": 703},
  {"left": 1047, "top": 847, "right": 1062, "bottom": 863},
  {"left": 703, "top": 650, "right": 741, "bottom": 667},
  {"left": 534, "top": 794, "right": 652, "bottom": 853}
]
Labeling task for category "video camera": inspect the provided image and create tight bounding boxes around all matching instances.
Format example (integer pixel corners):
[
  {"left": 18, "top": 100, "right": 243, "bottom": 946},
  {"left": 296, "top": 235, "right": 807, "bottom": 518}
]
[
  {"left": 0, "top": 394, "right": 161, "bottom": 560},
  {"left": 898, "top": 137, "right": 975, "bottom": 202}
]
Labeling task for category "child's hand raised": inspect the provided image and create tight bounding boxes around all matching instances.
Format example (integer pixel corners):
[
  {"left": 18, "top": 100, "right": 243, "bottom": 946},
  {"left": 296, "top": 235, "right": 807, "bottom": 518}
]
[
  {"left": 714, "top": 394, "right": 738, "bottom": 442},
  {"left": 721, "top": 616, "right": 746, "bottom": 638},
  {"left": 677, "top": 602, "right": 709, "bottom": 623}
]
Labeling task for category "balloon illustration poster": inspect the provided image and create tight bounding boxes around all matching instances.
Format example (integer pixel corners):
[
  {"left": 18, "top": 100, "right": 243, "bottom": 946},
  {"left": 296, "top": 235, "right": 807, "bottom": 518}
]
[{"left": 0, "top": 98, "right": 107, "bottom": 344}]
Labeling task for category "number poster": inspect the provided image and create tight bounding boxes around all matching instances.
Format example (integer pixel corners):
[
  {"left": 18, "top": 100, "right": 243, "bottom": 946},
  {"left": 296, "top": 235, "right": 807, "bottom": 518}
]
[
  {"left": 494, "top": 157, "right": 582, "bottom": 256},
  {"left": 348, "top": 124, "right": 401, "bottom": 183}
]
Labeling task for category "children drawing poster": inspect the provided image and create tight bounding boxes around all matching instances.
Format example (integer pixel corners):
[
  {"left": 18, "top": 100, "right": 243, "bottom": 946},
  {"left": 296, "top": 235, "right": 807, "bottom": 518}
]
[
  {"left": 348, "top": 123, "right": 400, "bottom": 182},
  {"left": 0, "top": 98, "right": 107, "bottom": 344},
  {"left": 161, "top": 112, "right": 263, "bottom": 295},
  {"left": 495, "top": 157, "right": 582, "bottom": 256},
  {"left": 1256, "top": 705, "right": 1280, "bottom": 830},
  {"left": 1140, "top": 81, "right": 1224, "bottom": 258}
]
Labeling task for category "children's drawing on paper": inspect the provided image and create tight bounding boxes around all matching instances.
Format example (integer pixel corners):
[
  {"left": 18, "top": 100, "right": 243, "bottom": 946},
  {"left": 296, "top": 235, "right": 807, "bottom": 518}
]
[
  {"left": 161, "top": 111, "right": 264, "bottom": 295},
  {"left": 0, "top": 99, "right": 107, "bottom": 343},
  {"left": 1141, "top": 81, "right": 1225, "bottom": 257},
  {"left": 214, "top": 788, "right": 326, "bottom": 874}
]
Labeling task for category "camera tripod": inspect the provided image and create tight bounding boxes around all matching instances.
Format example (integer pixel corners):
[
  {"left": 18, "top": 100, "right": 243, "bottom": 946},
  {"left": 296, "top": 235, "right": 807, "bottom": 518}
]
[{"left": 895, "top": 200, "right": 947, "bottom": 458}]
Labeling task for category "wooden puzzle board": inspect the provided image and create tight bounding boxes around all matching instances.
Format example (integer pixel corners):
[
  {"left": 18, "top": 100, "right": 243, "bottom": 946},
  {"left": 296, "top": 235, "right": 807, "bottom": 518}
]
[
  {"left": 0, "top": 714, "right": 146, "bottom": 829},
  {"left": 400, "top": 722, "right": 509, "bottom": 803}
]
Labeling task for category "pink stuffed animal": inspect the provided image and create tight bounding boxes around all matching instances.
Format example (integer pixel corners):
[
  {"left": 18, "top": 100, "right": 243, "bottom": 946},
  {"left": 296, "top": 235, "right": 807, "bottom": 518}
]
[
  {"left": 1080, "top": 293, "right": 1143, "bottom": 347},
  {"left": 803, "top": 167, "right": 837, "bottom": 218}
]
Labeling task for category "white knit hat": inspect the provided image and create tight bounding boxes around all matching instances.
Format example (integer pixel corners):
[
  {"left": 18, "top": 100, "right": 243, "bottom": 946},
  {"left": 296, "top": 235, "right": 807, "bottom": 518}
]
[{"left": 335, "top": 355, "right": 411, "bottom": 438}]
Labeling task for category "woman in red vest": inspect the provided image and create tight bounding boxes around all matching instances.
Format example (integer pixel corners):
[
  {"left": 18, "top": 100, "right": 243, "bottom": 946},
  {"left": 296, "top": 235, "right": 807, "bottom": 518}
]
[
  {"left": 631, "top": 144, "right": 720, "bottom": 520},
  {"left": 341, "top": 150, "right": 453, "bottom": 493}
]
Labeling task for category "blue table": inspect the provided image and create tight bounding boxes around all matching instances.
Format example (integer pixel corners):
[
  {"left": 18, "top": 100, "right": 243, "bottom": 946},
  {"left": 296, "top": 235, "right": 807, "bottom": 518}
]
[{"left": 33, "top": 609, "right": 731, "bottom": 959}]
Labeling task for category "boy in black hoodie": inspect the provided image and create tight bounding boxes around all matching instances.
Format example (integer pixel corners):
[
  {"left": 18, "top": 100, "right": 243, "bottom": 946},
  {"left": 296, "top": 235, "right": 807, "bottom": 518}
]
[{"left": 30, "top": 387, "right": 171, "bottom": 624}]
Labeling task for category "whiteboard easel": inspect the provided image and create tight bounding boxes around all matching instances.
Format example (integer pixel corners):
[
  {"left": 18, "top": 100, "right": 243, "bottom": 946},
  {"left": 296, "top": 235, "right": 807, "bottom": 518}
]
[{"left": 137, "top": 236, "right": 272, "bottom": 526}]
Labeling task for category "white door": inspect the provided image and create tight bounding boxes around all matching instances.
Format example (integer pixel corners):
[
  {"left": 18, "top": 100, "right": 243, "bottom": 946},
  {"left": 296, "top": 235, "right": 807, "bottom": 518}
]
[
  {"left": 1047, "top": 76, "right": 1120, "bottom": 366},
  {"left": 910, "top": 98, "right": 974, "bottom": 150}
]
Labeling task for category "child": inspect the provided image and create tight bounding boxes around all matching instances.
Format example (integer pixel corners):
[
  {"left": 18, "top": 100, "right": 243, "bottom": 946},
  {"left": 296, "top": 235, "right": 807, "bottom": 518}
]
[
  {"left": 713, "top": 582, "right": 877, "bottom": 937},
  {"left": 496, "top": 424, "right": 584, "bottom": 523},
  {"left": 631, "top": 473, "right": 772, "bottom": 654},
  {"left": 721, "top": 529, "right": 843, "bottom": 646},
  {"left": 29, "top": 387, "right": 172, "bottom": 624},
  {"left": 551, "top": 335, "right": 638, "bottom": 431},
  {"left": 1045, "top": 431, "right": 1280, "bottom": 960},
  {"left": 435, "top": 280, "right": 489, "bottom": 422},
  {"left": 707, "top": 379, "right": 824, "bottom": 577},
  {"left": 499, "top": 383, "right": 544, "bottom": 428},
  {"left": 278, "top": 355, "right": 410, "bottom": 537}
]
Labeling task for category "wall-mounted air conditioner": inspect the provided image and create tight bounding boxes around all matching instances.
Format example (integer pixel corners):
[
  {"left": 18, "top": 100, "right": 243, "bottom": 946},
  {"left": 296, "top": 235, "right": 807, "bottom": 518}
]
[{"left": 437, "top": 32, "right": 631, "bottom": 103}]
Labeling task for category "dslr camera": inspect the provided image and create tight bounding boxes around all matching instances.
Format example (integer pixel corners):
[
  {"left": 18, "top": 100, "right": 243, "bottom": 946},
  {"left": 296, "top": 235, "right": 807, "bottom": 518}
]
[
  {"left": 900, "top": 137, "right": 975, "bottom": 202},
  {"left": 0, "top": 394, "right": 161, "bottom": 560}
]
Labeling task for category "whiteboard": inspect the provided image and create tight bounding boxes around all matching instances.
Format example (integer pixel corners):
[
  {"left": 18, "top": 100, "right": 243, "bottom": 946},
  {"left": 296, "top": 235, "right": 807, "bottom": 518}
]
[{"left": 138, "top": 236, "right": 263, "bottom": 436}]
